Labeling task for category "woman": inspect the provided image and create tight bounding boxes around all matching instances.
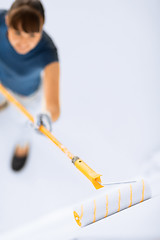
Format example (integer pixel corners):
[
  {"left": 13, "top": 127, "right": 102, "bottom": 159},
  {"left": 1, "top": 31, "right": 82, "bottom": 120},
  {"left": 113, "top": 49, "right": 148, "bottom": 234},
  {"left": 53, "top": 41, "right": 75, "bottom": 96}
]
[{"left": 0, "top": 0, "right": 60, "bottom": 171}]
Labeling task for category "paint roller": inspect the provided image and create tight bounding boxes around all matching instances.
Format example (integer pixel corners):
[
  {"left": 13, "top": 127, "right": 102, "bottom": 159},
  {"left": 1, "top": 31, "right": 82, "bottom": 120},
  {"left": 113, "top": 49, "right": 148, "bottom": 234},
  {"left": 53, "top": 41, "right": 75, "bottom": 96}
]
[{"left": 73, "top": 179, "right": 152, "bottom": 227}]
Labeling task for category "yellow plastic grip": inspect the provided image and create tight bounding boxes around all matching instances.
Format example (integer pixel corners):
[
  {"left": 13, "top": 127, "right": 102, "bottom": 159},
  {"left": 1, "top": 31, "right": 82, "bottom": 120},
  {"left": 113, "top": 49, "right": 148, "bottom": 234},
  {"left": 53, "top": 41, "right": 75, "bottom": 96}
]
[{"left": 74, "top": 159, "right": 103, "bottom": 189}]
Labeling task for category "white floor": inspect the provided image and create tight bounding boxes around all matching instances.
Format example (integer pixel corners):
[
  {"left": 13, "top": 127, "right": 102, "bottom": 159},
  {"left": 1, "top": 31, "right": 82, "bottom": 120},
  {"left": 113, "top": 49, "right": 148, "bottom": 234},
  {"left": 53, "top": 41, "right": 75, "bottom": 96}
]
[{"left": 0, "top": 0, "right": 160, "bottom": 239}]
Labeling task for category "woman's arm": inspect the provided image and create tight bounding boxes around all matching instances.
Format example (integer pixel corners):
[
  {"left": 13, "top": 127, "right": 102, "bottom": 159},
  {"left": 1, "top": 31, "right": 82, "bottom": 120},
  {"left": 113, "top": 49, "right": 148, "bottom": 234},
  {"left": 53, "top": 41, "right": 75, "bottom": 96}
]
[{"left": 43, "top": 62, "right": 60, "bottom": 122}]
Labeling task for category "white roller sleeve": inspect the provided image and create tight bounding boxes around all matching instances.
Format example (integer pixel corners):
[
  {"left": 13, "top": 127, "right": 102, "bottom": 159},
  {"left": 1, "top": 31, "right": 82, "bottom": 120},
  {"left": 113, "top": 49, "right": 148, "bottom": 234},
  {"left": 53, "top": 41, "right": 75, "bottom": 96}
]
[{"left": 73, "top": 179, "right": 152, "bottom": 227}]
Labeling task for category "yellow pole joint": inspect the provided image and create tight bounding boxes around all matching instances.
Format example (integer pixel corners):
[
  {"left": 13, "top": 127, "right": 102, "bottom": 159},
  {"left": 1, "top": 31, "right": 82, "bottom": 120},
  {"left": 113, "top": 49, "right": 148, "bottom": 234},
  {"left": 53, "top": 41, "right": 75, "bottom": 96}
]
[{"left": 72, "top": 157, "right": 103, "bottom": 189}]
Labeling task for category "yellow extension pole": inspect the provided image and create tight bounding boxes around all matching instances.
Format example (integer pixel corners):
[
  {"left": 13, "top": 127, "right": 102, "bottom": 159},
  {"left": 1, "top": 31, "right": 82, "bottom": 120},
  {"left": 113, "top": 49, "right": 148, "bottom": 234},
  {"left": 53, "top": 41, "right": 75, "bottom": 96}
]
[{"left": 0, "top": 83, "right": 103, "bottom": 189}]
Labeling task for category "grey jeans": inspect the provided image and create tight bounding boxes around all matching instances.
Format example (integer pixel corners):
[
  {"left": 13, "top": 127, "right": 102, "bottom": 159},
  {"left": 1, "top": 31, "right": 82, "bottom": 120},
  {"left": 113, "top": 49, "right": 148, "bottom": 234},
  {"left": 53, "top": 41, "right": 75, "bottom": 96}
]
[{"left": 5, "top": 82, "right": 45, "bottom": 146}]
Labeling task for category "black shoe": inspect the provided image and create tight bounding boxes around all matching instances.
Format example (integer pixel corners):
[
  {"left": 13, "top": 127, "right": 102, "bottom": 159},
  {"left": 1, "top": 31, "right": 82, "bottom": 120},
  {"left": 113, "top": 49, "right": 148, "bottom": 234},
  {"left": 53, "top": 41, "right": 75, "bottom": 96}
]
[{"left": 11, "top": 149, "right": 29, "bottom": 171}]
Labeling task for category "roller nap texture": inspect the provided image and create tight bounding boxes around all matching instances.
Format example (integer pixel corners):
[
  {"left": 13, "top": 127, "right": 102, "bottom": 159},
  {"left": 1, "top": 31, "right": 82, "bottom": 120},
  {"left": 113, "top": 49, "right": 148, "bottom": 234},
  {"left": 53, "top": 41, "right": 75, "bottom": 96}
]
[{"left": 73, "top": 179, "right": 151, "bottom": 227}]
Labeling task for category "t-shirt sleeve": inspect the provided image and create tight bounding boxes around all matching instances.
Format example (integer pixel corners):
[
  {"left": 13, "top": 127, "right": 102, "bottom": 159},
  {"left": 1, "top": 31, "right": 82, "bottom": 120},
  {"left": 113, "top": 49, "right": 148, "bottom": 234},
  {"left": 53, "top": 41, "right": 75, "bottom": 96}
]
[
  {"left": 42, "top": 46, "right": 59, "bottom": 68},
  {"left": 40, "top": 31, "right": 59, "bottom": 68},
  {"left": 0, "top": 9, "right": 7, "bottom": 25}
]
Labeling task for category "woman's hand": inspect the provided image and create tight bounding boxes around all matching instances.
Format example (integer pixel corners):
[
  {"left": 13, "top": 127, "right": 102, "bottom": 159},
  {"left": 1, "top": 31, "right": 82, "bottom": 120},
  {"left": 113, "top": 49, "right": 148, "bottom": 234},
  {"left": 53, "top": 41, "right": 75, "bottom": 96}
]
[{"left": 34, "top": 112, "right": 52, "bottom": 132}]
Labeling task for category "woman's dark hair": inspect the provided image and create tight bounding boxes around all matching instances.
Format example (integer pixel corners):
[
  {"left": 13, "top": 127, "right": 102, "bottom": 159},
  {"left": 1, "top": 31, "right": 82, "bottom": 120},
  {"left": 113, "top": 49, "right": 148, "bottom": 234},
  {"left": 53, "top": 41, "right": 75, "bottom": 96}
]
[{"left": 7, "top": 0, "right": 45, "bottom": 33}]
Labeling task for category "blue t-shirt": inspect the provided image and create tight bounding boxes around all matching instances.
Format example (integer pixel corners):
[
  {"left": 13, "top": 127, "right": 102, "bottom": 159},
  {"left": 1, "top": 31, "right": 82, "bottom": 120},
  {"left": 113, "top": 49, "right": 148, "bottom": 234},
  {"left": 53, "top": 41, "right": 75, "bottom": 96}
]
[{"left": 0, "top": 10, "right": 59, "bottom": 96}]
